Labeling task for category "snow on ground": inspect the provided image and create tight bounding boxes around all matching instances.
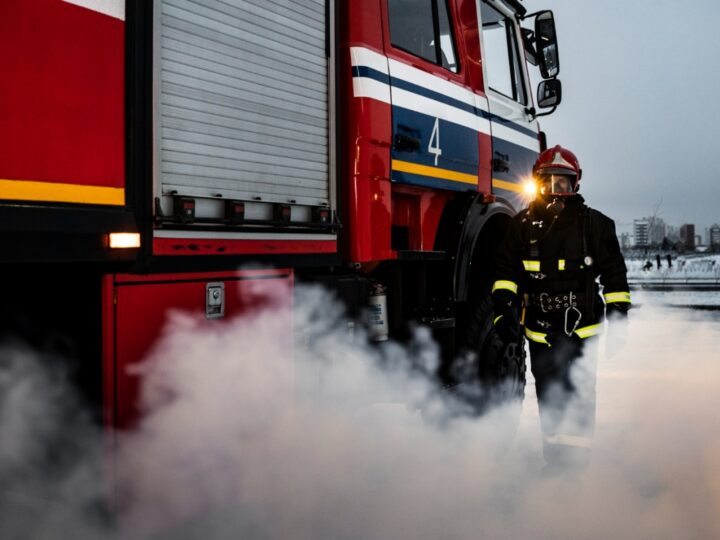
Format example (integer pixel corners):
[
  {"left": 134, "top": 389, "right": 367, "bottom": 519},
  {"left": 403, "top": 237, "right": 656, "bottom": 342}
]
[
  {"left": 626, "top": 253, "right": 720, "bottom": 284},
  {"left": 634, "top": 290, "right": 720, "bottom": 308}
]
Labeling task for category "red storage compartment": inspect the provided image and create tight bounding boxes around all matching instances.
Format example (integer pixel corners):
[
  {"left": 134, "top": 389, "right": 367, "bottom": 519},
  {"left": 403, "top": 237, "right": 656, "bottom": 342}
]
[{"left": 103, "top": 269, "right": 293, "bottom": 429}]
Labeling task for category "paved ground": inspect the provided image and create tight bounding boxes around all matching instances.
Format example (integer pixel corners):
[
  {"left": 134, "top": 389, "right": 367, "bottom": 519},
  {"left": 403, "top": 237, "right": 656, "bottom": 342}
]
[{"left": 512, "top": 291, "right": 720, "bottom": 539}]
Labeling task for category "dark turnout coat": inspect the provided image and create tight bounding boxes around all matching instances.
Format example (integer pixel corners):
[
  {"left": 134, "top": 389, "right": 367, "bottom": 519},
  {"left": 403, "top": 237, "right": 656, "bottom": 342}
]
[{"left": 492, "top": 195, "right": 630, "bottom": 346}]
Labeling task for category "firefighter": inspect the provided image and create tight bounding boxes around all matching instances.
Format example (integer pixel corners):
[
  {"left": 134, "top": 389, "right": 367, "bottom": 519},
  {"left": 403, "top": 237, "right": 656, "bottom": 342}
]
[{"left": 491, "top": 145, "right": 631, "bottom": 471}]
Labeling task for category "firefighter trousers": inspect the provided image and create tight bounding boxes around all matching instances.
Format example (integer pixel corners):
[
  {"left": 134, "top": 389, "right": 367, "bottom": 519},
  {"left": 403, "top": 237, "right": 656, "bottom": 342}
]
[{"left": 529, "top": 334, "right": 598, "bottom": 470}]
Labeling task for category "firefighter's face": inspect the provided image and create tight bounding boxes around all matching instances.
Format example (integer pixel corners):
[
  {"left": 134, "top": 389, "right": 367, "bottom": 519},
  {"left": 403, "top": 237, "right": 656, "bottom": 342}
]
[{"left": 538, "top": 174, "right": 575, "bottom": 196}]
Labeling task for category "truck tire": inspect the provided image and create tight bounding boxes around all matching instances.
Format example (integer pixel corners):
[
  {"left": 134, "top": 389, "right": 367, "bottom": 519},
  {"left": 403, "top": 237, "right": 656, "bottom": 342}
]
[{"left": 452, "top": 291, "right": 526, "bottom": 415}]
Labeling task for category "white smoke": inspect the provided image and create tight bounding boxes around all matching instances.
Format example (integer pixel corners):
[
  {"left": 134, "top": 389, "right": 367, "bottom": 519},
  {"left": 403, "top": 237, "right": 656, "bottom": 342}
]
[
  {"left": 0, "top": 346, "right": 106, "bottom": 539},
  {"left": 1, "top": 286, "right": 719, "bottom": 539}
]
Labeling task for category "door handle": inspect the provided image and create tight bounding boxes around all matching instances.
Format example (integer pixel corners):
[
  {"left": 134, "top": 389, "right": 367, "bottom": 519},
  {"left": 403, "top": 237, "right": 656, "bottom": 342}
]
[
  {"left": 493, "top": 153, "right": 510, "bottom": 172},
  {"left": 394, "top": 134, "right": 421, "bottom": 152}
]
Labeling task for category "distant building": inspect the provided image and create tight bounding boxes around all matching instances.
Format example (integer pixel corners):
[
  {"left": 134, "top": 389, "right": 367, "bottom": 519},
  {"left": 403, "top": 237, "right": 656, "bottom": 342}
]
[
  {"left": 709, "top": 224, "right": 720, "bottom": 247},
  {"left": 618, "top": 232, "right": 631, "bottom": 249},
  {"left": 650, "top": 218, "right": 667, "bottom": 245},
  {"left": 633, "top": 220, "right": 649, "bottom": 247},
  {"left": 633, "top": 217, "right": 666, "bottom": 247},
  {"left": 680, "top": 223, "right": 696, "bottom": 250},
  {"left": 665, "top": 225, "right": 680, "bottom": 243}
]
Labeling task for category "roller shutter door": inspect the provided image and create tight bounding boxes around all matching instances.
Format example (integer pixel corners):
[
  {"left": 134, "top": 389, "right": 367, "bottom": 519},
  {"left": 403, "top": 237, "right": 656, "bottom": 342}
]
[{"left": 157, "top": 0, "right": 329, "bottom": 206}]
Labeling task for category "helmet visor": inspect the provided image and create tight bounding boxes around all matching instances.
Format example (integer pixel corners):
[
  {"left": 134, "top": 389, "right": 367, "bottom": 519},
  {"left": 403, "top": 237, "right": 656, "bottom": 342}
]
[{"left": 537, "top": 173, "right": 576, "bottom": 196}]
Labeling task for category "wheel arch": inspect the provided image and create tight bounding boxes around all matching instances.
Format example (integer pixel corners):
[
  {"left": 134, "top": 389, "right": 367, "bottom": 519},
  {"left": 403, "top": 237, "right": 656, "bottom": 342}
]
[{"left": 434, "top": 194, "right": 515, "bottom": 303}]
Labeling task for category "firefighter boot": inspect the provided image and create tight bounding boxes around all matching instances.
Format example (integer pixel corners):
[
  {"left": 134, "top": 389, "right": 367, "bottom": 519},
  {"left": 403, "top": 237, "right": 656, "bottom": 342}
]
[{"left": 530, "top": 336, "right": 597, "bottom": 473}]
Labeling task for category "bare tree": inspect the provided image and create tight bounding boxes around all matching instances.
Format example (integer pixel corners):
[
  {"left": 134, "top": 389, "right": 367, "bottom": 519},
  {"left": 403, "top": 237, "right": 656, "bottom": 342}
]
[{"left": 645, "top": 197, "right": 664, "bottom": 256}]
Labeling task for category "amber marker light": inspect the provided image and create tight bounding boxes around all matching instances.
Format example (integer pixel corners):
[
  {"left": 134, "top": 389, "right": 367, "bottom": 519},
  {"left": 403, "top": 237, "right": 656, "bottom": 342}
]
[{"left": 108, "top": 232, "right": 141, "bottom": 249}]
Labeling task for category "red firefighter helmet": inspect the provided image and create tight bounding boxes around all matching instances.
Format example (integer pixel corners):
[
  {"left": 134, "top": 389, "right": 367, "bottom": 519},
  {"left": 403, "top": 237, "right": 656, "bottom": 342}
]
[{"left": 533, "top": 145, "right": 582, "bottom": 196}]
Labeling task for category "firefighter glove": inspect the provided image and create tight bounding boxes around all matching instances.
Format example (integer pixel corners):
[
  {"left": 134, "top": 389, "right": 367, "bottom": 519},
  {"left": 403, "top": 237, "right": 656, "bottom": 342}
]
[
  {"left": 606, "top": 301, "right": 630, "bottom": 320},
  {"left": 494, "top": 308, "right": 520, "bottom": 344}
]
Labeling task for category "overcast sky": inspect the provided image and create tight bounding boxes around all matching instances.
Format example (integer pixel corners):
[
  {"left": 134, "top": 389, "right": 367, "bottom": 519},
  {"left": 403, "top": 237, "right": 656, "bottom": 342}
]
[{"left": 522, "top": 0, "right": 720, "bottom": 237}]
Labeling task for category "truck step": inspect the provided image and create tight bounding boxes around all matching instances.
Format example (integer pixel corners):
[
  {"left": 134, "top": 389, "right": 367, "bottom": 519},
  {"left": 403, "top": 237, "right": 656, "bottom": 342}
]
[
  {"left": 421, "top": 317, "right": 456, "bottom": 329},
  {"left": 396, "top": 250, "right": 447, "bottom": 261}
]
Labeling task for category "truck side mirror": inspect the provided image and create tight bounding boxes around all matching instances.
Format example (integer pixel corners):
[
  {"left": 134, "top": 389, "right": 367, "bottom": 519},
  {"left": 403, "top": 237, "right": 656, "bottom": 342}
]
[
  {"left": 537, "top": 78, "right": 561, "bottom": 108},
  {"left": 535, "top": 11, "right": 559, "bottom": 79}
]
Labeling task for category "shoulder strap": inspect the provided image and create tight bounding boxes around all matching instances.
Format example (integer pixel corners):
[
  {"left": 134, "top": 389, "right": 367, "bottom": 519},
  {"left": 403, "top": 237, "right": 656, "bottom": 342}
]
[
  {"left": 523, "top": 205, "right": 559, "bottom": 259},
  {"left": 581, "top": 204, "right": 591, "bottom": 262},
  {"left": 520, "top": 208, "right": 537, "bottom": 257}
]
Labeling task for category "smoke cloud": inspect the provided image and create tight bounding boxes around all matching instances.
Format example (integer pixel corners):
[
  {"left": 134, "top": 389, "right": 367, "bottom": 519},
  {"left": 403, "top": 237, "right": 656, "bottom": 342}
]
[{"left": 1, "top": 286, "right": 719, "bottom": 539}]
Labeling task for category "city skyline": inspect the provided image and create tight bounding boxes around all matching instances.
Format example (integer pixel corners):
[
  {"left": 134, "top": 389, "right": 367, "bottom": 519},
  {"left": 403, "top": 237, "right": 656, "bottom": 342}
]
[{"left": 627, "top": 216, "right": 720, "bottom": 248}]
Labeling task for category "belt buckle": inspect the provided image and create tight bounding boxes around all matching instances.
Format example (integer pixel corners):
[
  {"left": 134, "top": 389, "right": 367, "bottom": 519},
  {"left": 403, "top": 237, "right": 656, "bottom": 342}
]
[{"left": 539, "top": 292, "right": 550, "bottom": 313}]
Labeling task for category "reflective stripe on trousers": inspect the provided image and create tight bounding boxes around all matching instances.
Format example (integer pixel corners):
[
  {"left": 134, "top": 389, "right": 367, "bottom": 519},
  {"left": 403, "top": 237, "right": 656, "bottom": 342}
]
[{"left": 544, "top": 433, "right": 593, "bottom": 449}]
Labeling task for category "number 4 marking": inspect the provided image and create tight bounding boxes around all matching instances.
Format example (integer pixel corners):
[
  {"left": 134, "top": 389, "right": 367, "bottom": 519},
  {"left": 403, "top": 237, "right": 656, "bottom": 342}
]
[{"left": 428, "top": 118, "right": 442, "bottom": 166}]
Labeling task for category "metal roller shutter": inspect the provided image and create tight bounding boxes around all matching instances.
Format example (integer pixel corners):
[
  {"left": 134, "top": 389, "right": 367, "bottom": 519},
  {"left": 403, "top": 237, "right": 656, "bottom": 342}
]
[{"left": 156, "top": 0, "right": 329, "bottom": 206}]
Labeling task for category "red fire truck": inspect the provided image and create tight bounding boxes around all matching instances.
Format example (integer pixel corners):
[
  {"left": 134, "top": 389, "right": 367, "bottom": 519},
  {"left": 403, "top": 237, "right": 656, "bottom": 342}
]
[{"left": 0, "top": 0, "right": 561, "bottom": 427}]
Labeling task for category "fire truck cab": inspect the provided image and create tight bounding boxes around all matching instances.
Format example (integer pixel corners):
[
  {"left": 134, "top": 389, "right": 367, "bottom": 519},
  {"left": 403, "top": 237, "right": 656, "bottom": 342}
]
[{"left": 339, "top": 0, "right": 561, "bottom": 386}]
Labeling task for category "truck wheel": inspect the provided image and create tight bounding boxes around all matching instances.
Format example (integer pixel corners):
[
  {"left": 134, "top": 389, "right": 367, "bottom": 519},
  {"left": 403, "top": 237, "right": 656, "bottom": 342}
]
[{"left": 452, "top": 291, "right": 526, "bottom": 415}]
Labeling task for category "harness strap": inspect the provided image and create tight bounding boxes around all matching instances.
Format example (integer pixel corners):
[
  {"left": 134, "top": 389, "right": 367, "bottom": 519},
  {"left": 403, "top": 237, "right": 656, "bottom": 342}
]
[{"left": 524, "top": 206, "right": 559, "bottom": 259}]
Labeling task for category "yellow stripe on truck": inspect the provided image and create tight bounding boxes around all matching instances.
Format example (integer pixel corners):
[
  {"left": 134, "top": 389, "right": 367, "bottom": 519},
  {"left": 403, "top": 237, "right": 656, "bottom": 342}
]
[
  {"left": 492, "top": 178, "right": 523, "bottom": 193},
  {"left": 0, "top": 179, "right": 125, "bottom": 206},
  {"left": 392, "top": 160, "right": 477, "bottom": 185}
]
